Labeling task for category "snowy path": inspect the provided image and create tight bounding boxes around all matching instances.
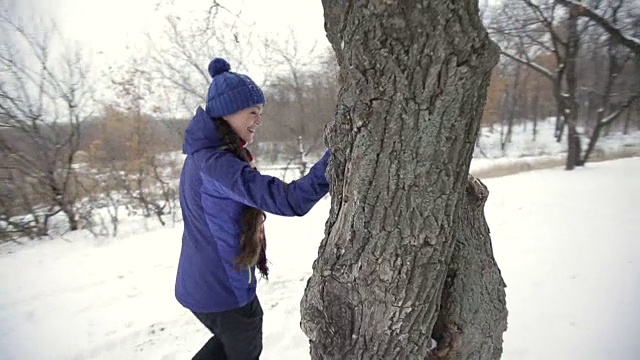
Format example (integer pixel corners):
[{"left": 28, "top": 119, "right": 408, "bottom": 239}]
[{"left": 1, "top": 158, "right": 639, "bottom": 359}]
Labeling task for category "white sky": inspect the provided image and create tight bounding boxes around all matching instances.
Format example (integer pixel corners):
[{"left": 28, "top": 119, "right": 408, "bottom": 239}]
[
  {"left": 11, "top": 0, "right": 328, "bottom": 81},
  {"left": 6, "top": 0, "right": 503, "bottom": 116},
  {"left": 14, "top": 0, "right": 500, "bottom": 77}
]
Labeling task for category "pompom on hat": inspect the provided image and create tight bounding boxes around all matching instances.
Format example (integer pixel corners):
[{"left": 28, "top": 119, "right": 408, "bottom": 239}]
[{"left": 205, "top": 58, "right": 265, "bottom": 118}]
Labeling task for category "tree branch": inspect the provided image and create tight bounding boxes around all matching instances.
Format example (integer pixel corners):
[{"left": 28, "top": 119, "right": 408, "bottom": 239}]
[
  {"left": 602, "top": 94, "right": 640, "bottom": 126},
  {"left": 556, "top": 0, "right": 640, "bottom": 57},
  {"left": 499, "top": 51, "right": 555, "bottom": 81}
]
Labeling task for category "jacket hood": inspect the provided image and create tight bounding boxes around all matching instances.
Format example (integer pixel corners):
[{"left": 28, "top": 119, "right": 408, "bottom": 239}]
[{"left": 183, "top": 107, "right": 224, "bottom": 155}]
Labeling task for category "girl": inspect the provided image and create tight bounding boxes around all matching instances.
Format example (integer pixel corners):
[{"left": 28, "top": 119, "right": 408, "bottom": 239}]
[{"left": 175, "top": 58, "right": 330, "bottom": 360}]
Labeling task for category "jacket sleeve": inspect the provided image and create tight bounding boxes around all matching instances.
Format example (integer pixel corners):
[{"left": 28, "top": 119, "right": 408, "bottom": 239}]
[{"left": 197, "top": 149, "right": 330, "bottom": 216}]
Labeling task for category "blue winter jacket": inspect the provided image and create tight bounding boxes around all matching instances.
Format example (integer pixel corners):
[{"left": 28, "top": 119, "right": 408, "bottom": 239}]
[{"left": 175, "top": 107, "right": 330, "bottom": 313}]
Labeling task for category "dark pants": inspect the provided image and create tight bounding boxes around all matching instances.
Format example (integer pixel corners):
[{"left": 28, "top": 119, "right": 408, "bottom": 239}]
[{"left": 192, "top": 296, "right": 263, "bottom": 360}]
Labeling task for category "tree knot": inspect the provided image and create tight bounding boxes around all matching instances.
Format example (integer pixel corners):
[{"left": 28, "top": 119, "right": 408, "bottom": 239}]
[{"left": 467, "top": 174, "right": 489, "bottom": 205}]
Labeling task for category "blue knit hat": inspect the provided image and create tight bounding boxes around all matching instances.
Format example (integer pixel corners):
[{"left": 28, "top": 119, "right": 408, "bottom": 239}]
[{"left": 205, "top": 58, "right": 265, "bottom": 118}]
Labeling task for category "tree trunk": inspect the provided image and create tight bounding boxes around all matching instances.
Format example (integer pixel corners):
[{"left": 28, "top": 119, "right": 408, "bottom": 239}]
[
  {"left": 430, "top": 175, "right": 507, "bottom": 359},
  {"left": 63, "top": 205, "right": 80, "bottom": 231},
  {"left": 499, "top": 90, "right": 509, "bottom": 152},
  {"left": 564, "top": 7, "right": 581, "bottom": 170},
  {"left": 581, "top": 35, "right": 616, "bottom": 166},
  {"left": 520, "top": 66, "right": 528, "bottom": 132},
  {"left": 532, "top": 90, "right": 539, "bottom": 142},
  {"left": 582, "top": 115, "right": 604, "bottom": 165},
  {"left": 300, "top": 1, "right": 506, "bottom": 359},
  {"left": 623, "top": 108, "right": 630, "bottom": 135},
  {"left": 501, "top": 64, "right": 521, "bottom": 150}
]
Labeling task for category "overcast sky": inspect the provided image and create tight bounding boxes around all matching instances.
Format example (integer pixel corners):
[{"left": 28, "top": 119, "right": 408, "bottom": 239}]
[
  {"left": 7, "top": 0, "right": 327, "bottom": 79},
  {"left": 11, "top": 0, "right": 500, "bottom": 74},
  {"left": 4, "top": 0, "right": 501, "bottom": 117}
]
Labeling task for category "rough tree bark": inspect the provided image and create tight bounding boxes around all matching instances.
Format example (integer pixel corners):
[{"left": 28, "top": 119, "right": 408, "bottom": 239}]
[
  {"left": 431, "top": 175, "right": 507, "bottom": 360},
  {"left": 300, "top": 1, "right": 507, "bottom": 359}
]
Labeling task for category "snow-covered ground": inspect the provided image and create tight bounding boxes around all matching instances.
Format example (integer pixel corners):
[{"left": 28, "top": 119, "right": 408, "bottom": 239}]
[
  {"left": 1, "top": 154, "right": 639, "bottom": 359},
  {"left": 487, "top": 158, "right": 640, "bottom": 360},
  {"left": 1, "top": 118, "right": 639, "bottom": 359},
  {"left": 469, "top": 119, "right": 640, "bottom": 177}
]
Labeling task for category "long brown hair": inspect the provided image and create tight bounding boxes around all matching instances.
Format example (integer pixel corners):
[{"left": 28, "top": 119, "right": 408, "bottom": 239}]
[{"left": 212, "top": 117, "right": 268, "bottom": 276}]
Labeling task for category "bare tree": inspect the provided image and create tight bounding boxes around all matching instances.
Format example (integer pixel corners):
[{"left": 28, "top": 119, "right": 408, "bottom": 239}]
[
  {"left": 573, "top": 0, "right": 640, "bottom": 164},
  {"left": 489, "top": 0, "right": 584, "bottom": 169},
  {"left": 556, "top": 0, "right": 640, "bottom": 57},
  {"left": 556, "top": 0, "right": 640, "bottom": 136},
  {"left": 489, "top": 0, "right": 640, "bottom": 169},
  {"left": 97, "top": 60, "right": 180, "bottom": 227},
  {"left": 300, "top": 1, "right": 507, "bottom": 359},
  {"left": 0, "top": 13, "right": 94, "bottom": 239},
  {"left": 499, "top": 61, "right": 524, "bottom": 150},
  {"left": 145, "top": 5, "right": 254, "bottom": 122},
  {"left": 260, "top": 29, "right": 330, "bottom": 175}
]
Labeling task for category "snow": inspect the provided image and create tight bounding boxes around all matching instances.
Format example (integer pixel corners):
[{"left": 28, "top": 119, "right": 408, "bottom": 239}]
[
  {"left": 1, "top": 122, "right": 640, "bottom": 359},
  {"left": 486, "top": 158, "right": 640, "bottom": 360},
  {"left": 470, "top": 118, "right": 640, "bottom": 178}
]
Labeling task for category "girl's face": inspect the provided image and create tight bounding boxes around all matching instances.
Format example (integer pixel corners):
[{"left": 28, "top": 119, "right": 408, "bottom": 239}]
[{"left": 224, "top": 105, "right": 264, "bottom": 145}]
